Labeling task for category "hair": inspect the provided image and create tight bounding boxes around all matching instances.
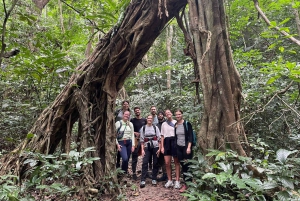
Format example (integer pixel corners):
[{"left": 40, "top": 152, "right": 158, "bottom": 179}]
[
  {"left": 134, "top": 106, "right": 140, "bottom": 111},
  {"left": 158, "top": 111, "right": 165, "bottom": 116},
  {"left": 165, "top": 109, "right": 171, "bottom": 113},
  {"left": 174, "top": 108, "right": 183, "bottom": 114},
  {"left": 150, "top": 105, "right": 156, "bottom": 110},
  {"left": 146, "top": 114, "right": 153, "bottom": 119},
  {"left": 122, "top": 100, "right": 130, "bottom": 105}
]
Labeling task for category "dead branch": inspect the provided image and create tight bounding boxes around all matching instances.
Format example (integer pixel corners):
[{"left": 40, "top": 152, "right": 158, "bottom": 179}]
[{"left": 253, "top": 0, "right": 300, "bottom": 46}]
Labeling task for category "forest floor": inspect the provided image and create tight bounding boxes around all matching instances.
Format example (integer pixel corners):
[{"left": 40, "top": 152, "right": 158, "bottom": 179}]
[{"left": 120, "top": 156, "right": 187, "bottom": 201}]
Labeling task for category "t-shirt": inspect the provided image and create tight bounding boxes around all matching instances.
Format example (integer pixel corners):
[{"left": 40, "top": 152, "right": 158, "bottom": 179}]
[
  {"left": 161, "top": 120, "right": 177, "bottom": 138},
  {"left": 140, "top": 125, "right": 161, "bottom": 148},
  {"left": 176, "top": 124, "right": 185, "bottom": 146},
  {"left": 130, "top": 118, "right": 147, "bottom": 132},
  {"left": 115, "top": 120, "right": 135, "bottom": 146},
  {"left": 152, "top": 115, "right": 158, "bottom": 126}
]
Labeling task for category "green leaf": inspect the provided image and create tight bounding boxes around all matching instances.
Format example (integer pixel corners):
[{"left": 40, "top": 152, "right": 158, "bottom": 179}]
[
  {"left": 276, "top": 191, "right": 291, "bottom": 201},
  {"left": 281, "top": 177, "right": 294, "bottom": 189},
  {"left": 263, "top": 181, "right": 277, "bottom": 190},
  {"left": 279, "top": 18, "right": 290, "bottom": 25},
  {"left": 278, "top": 46, "right": 284, "bottom": 52},
  {"left": 266, "top": 75, "right": 281, "bottom": 85},
  {"left": 26, "top": 133, "right": 34, "bottom": 139},
  {"left": 269, "top": 21, "right": 277, "bottom": 27},
  {"left": 276, "top": 149, "right": 292, "bottom": 164},
  {"left": 202, "top": 173, "right": 216, "bottom": 179}
]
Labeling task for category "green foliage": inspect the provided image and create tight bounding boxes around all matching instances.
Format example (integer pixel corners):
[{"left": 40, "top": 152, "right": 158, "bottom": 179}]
[
  {"left": 0, "top": 146, "right": 107, "bottom": 200},
  {"left": 184, "top": 143, "right": 300, "bottom": 200}
]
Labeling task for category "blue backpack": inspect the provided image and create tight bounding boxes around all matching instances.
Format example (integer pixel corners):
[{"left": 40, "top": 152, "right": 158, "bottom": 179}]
[{"left": 184, "top": 121, "right": 197, "bottom": 146}]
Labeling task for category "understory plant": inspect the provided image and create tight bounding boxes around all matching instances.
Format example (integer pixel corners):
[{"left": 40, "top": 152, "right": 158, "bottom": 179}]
[
  {"left": 0, "top": 146, "right": 113, "bottom": 200},
  {"left": 183, "top": 141, "right": 300, "bottom": 201}
]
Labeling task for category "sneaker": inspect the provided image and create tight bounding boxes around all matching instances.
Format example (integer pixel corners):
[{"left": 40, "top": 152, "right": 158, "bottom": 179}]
[
  {"left": 164, "top": 180, "right": 174, "bottom": 188},
  {"left": 152, "top": 180, "right": 157, "bottom": 185},
  {"left": 132, "top": 173, "right": 137, "bottom": 181},
  {"left": 174, "top": 180, "right": 181, "bottom": 189},
  {"left": 140, "top": 181, "right": 146, "bottom": 188},
  {"left": 179, "top": 184, "right": 187, "bottom": 193}
]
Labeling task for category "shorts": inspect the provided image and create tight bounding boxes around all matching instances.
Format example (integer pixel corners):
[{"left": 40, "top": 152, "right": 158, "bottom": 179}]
[{"left": 163, "top": 137, "right": 177, "bottom": 157}]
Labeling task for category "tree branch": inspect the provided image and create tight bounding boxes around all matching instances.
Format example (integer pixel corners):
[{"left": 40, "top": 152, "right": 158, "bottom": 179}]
[
  {"left": 60, "top": 0, "right": 105, "bottom": 35},
  {"left": 0, "top": 0, "right": 19, "bottom": 66},
  {"left": 253, "top": 0, "right": 300, "bottom": 46}
]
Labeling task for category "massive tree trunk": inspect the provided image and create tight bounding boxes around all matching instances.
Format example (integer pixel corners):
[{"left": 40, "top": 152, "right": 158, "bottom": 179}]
[
  {"left": 0, "top": 0, "right": 187, "bottom": 194},
  {"left": 187, "top": 0, "right": 247, "bottom": 156}
]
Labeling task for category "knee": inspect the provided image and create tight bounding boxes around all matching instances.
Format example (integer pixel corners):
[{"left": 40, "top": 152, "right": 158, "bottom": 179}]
[{"left": 122, "top": 156, "right": 129, "bottom": 163}]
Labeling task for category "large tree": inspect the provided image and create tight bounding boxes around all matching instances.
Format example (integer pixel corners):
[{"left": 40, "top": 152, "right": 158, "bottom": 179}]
[
  {"left": 0, "top": 0, "right": 187, "bottom": 193},
  {"left": 180, "top": 0, "right": 248, "bottom": 156},
  {"left": 1, "top": 0, "right": 251, "bottom": 196}
]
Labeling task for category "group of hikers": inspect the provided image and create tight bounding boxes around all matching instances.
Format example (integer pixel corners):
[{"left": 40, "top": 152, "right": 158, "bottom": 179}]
[{"left": 115, "top": 100, "right": 194, "bottom": 193}]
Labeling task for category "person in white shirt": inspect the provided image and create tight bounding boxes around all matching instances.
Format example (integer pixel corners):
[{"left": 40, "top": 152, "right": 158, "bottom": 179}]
[
  {"left": 160, "top": 109, "right": 181, "bottom": 189},
  {"left": 115, "top": 111, "right": 135, "bottom": 174}
]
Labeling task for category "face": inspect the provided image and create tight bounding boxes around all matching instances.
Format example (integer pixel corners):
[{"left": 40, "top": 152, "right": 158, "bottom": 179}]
[
  {"left": 158, "top": 113, "right": 164, "bottom": 120},
  {"left": 123, "top": 111, "right": 130, "bottom": 121},
  {"left": 146, "top": 115, "right": 153, "bottom": 124},
  {"left": 134, "top": 108, "right": 141, "bottom": 117},
  {"left": 165, "top": 110, "right": 173, "bottom": 119},
  {"left": 122, "top": 101, "right": 129, "bottom": 110},
  {"left": 175, "top": 111, "right": 183, "bottom": 121},
  {"left": 150, "top": 107, "right": 157, "bottom": 115}
]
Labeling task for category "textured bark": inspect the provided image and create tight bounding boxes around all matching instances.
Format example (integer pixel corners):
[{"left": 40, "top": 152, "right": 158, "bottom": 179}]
[
  {"left": 187, "top": 0, "right": 247, "bottom": 156},
  {"left": 166, "top": 25, "right": 173, "bottom": 90},
  {"left": 0, "top": 0, "right": 187, "bottom": 195}
]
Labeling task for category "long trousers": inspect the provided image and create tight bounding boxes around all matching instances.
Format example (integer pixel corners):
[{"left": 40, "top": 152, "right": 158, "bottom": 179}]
[
  {"left": 131, "top": 140, "right": 141, "bottom": 174},
  {"left": 141, "top": 146, "right": 159, "bottom": 181},
  {"left": 118, "top": 139, "right": 132, "bottom": 173}
]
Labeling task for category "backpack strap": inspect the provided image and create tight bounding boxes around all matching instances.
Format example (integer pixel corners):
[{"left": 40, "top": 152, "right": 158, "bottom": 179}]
[{"left": 142, "top": 125, "right": 156, "bottom": 136}]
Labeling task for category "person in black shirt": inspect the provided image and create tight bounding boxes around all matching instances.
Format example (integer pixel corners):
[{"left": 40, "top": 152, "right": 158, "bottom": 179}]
[
  {"left": 130, "top": 107, "right": 147, "bottom": 180},
  {"left": 156, "top": 111, "right": 167, "bottom": 182}
]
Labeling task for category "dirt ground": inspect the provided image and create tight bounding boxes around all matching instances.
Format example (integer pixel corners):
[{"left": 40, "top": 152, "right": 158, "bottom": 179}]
[{"left": 121, "top": 156, "right": 188, "bottom": 201}]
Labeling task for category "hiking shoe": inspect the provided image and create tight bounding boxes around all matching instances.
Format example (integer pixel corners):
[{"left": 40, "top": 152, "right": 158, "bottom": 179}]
[
  {"left": 157, "top": 173, "right": 167, "bottom": 182},
  {"left": 140, "top": 181, "right": 146, "bottom": 188},
  {"left": 164, "top": 180, "right": 174, "bottom": 188},
  {"left": 179, "top": 184, "right": 187, "bottom": 193},
  {"left": 132, "top": 173, "right": 137, "bottom": 181},
  {"left": 174, "top": 180, "right": 181, "bottom": 189},
  {"left": 152, "top": 180, "right": 157, "bottom": 185}
]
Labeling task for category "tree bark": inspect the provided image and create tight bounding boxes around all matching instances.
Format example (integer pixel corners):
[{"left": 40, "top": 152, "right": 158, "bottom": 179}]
[
  {"left": 166, "top": 25, "right": 173, "bottom": 90},
  {"left": 187, "top": 0, "right": 247, "bottom": 156},
  {"left": 0, "top": 0, "right": 187, "bottom": 195}
]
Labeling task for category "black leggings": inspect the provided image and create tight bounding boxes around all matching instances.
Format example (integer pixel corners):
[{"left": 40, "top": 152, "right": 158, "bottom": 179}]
[{"left": 177, "top": 145, "right": 193, "bottom": 182}]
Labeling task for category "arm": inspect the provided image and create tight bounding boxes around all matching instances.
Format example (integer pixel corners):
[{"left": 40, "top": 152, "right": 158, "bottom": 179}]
[
  {"left": 186, "top": 121, "right": 193, "bottom": 154},
  {"left": 115, "top": 121, "right": 121, "bottom": 151},
  {"left": 155, "top": 126, "right": 161, "bottom": 156},
  {"left": 160, "top": 123, "right": 165, "bottom": 154},
  {"left": 140, "top": 126, "right": 145, "bottom": 156},
  {"left": 130, "top": 122, "right": 135, "bottom": 152}
]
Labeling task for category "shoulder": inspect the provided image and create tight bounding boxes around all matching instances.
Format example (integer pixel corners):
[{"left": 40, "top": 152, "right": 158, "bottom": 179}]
[{"left": 172, "top": 120, "right": 177, "bottom": 124}]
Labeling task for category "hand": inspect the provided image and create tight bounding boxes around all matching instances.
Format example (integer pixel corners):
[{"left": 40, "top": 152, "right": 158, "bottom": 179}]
[
  {"left": 117, "top": 144, "right": 122, "bottom": 152},
  {"left": 142, "top": 150, "right": 145, "bottom": 157},
  {"left": 161, "top": 147, "right": 164, "bottom": 154},
  {"left": 131, "top": 146, "right": 135, "bottom": 153},
  {"left": 186, "top": 147, "right": 191, "bottom": 155},
  {"left": 135, "top": 132, "right": 140, "bottom": 138},
  {"left": 156, "top": 149, "right": 160, "bottom": 157}
]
